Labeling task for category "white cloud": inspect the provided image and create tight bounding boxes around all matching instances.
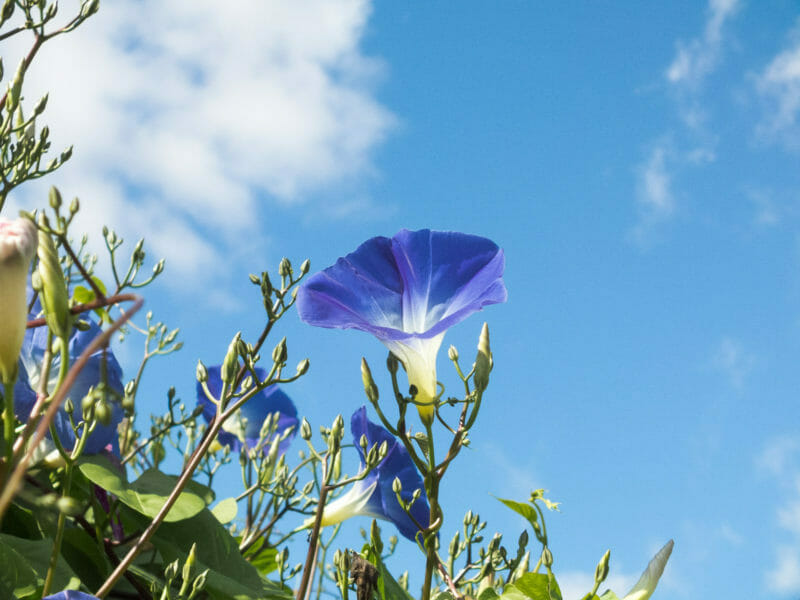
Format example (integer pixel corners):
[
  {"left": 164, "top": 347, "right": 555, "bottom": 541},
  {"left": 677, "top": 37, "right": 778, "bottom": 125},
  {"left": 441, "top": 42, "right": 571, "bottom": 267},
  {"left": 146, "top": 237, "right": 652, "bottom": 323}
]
[
  {"left": 666, "top": 0, "right": 740, "bottom": 88},
  {"left": 757, "top": 436, "right": 800, "bottom": 478},
  {"left": 767, "top": 546, "right": 800, "bottom": 594},
  {"left": 712, "top": 337, "right": 755, "bottom": 390},
  {"left": 754, "top": 21, "right": 800, "bottom": 148},
  {"left": 630, "top": 143, "right": 674, "bottom": 243},
  {"left": 4, "top": 0, "right": 393, "bottom": 289}
]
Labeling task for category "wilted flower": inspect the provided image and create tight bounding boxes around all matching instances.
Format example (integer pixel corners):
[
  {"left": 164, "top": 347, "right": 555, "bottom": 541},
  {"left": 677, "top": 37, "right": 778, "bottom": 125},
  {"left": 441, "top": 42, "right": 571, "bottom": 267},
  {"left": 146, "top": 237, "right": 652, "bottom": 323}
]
[
  {"left": 195, "top": 365, "right": 298, "bottom": 452},
  {"left": 621, "top": 539, "right": 674, "bottom": 600},
  {"left": 0, "top": 217, "right": 37, "bottom": 383},
  {"left": 17, "top": 309, "right": 124, "bottom": 455},
  {"left": 297, "top": 229, "right": 506, "bottom": 421},
  {"left": 317, "top": 406, "right": 430, "bottom": 542}
]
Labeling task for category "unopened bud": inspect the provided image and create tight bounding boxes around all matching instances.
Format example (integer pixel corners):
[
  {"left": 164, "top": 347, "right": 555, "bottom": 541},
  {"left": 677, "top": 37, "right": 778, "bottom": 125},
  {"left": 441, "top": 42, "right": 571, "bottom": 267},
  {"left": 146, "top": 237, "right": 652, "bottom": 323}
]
[
  {"left": 300, "top": 418, "right": 312, "bottom": 440},
  {"left": 392, "top": 477, "right": 402, "bottom": 494},
  {"left": 196, "top": 360, "right": 208, "bottom": 383},
  {"left": 221, "top": 332, "right": 241, "bottom": 384},
  {"left": 594, "top": 549, "right": 610, "bottom": 584},
  {"left": 378, "top": 440, "right": 388, "bottom": 460},
  {"left": 541, "top": 547, "right": 553, "bottom": 568},
  {"left": 95, "top": 399, "right": 112, "bottom": 426},
  {"left": 33, "top": 93, "right": 48, "bottom": 117},
  {"left": 69, "top": 197, "right": 80, "bottom": 214},
  {"left": 448, "top": 345, "right": 459, "bottom": 361},
  {"left": 300, "top": 259, "right": 310, "bottom": 274},
  {"left": 361, "top": 358, "right": 379, "bottom": 403},
  {"left": 386, "top": 352, "right": 399, "bottom": 374},
  {"left": 36, "top": 217, "right": 70, "bottom": 340},
  {"left": 183, "top": 543, "right": 197, "bottom": 582},
  {"left": 48, "top": 186, "right": 62, "bottom": 211},
  {"left": 473, "top": 323, "right": 491, "bottom": 392},
  {"left": 296, "top": 358, "right": 310, "bottom": 376},
  {"left": 271, "top": 337, "right": 287, "bottom": 365},
  {"left": 359, "top": 434, "right": 368, "bottom": 451},
  {"left": 278, "top": 257, "right": 292, "bottom": 277}
]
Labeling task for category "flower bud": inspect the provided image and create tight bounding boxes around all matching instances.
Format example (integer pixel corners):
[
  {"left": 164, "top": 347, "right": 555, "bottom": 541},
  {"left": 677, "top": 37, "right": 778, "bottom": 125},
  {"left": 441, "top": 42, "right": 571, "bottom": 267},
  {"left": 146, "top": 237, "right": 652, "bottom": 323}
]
[
  {"left": 0, "top": 218, "right": 37, "bottom": 382},
  {"left": 95, "top": 399, "right": 112, "bottom": 426},
  {"left": 300, "top": 418, "right": 312, "bottom": 440},
  {"left": 359, "top": 434, "right": 368, "bottom": 451},
  {"left": 5, "top": 58, "right": 24, "bottom": 111},
  {"left": 1, "top": 0, "right": 15, "bottom": 24},
  {"left": 296, "top": 358, "right": 310, "bottom": 376},
  {"left": 330, "top": 414, "right": 344, "bottom": 441},
  {"left": 392, "top": 477, "right": 402, "bottom": 494},
  {"left": 36, "top": 218, "right": 71, "bottom": 340},
  {"left": 183, "top": 543, "right": 197, "bottom": 582},
  {"left": 594, "top": 549, "right": 610, "bottom": 585},
  {"left": 473, "top": 323, "right": 491, "bottom": 392},
  {"left": 448, "top": 345, "right": 458, "bottom": 361},
  {"left": 541, "top": 547, "right": 553, "bottom": 568},
  {"left": 386, "top": 352, "right": 399, "bottom": 374},
  {"left": 271, "top": 337, "right": 287, "bottom": 365},
  {"left": 360, "top": 358, "right": 379, "bottom": 403},
  {"left": 300, "top": 259, "right": 310, "bottom": 274},
  {"left": 196, "top": 360, "right": 208, "bottom": 383},
  {"left": 278, "top": 257, "right": 292, "bottom": 277},
  {"left": 48, "top": 185, "right": 62, "bottom": 210},
  {"left": 221, "top": 332, "right": 241, "bottom": 384},
  {"left": 69, "top": 197, "right": 80, "bottom": 214}
]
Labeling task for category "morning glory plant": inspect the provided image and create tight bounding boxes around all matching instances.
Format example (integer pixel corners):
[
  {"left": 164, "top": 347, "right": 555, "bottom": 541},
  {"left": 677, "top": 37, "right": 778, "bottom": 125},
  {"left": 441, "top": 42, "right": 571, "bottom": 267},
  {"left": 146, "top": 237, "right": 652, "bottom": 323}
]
[
  {"left": 297, "top": 228, "right": 506, "bottom": 422},
  {"left": 318, "top": 406, "right": 430, "bottom": 542},
  {"left": 195, "top": 365, "right": 298, "bottom": 453}
]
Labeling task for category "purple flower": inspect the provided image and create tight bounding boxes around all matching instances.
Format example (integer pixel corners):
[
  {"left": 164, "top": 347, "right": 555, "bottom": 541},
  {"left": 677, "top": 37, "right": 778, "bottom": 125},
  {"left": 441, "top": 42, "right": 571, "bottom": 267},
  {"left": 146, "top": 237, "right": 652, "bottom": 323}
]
[
  {"left": 297, "top": 229, "right": 506, "bottom": 421},
  {"left": 318, "top": 406, "right": 430, "bottom": 542},
  {"left": 195, "top": 365, "right": 298, "bottom": 453},
  {"left": 17, "top": 313, "right": 124, "bottom": 456},
  {"left": 43, "top": 592, "right": 100, "bottom": 600}
]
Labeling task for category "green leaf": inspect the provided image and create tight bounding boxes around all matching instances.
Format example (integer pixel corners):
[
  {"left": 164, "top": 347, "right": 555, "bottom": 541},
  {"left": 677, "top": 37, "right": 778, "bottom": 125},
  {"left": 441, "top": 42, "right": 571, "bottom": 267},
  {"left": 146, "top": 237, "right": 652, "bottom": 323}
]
[
  {"left": 599, "top": 592, "right": 621, "bottom": 600},
  {"left": 478, "top": 588, "right": 502, "bottom": 600},
  {"left": 495, "top": 496, "right": 539, "bottom": 530},
  {"left": 78, "top": 455, "right": 213, "bottom": 522},
  {"left": 72, "top": 285, "right": 95, "bottom": 304},
  {"left": 241, "top": 537, "right": 278, "bottom": 576},
  {"left": 60, "top": 527, "right": 112, "bottom": 591},
  {"left": 125, "top": 506, "right": 290, "bottom": 600},
  {"left": 505, "top": 573, "right": 562, "bottom": 600},
  {"left": 0, "top": 533, "right": 81, "bottom": 598},
  {"left": 211, "top": 497, "right": 238, "bottom": 524}
]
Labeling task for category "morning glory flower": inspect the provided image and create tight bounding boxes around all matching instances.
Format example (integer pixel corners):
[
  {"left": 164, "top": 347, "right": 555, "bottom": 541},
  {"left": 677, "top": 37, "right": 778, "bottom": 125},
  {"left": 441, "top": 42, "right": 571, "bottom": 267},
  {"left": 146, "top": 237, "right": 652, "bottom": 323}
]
[
  {"left": 17, "top": 313, "right": 124, "bottom": 456},
  {"left": 0, "top": 217, "right": 37, "bottom": 383},
  {"left": 195, "top": 365, "right": 298, "bottom": 453},
  {"left": 297, "top": 229, "right": 506, "bottom": 421},
  {"left": 318, "top": 406, "right": 430, "bottom": 542},
  {"left": 621, "top": 540, "right": 674, "bottom": 600},
  {"left": 43, "top": 592, "right": 100, "bottom": 600}
]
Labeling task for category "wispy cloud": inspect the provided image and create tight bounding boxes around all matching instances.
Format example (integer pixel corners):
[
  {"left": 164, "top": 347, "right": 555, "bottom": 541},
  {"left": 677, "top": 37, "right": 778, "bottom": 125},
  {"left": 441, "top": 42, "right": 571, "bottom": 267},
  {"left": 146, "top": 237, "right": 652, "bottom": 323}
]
[
  {"left": 630, "top": 143, "right": 675, "bottom": 244},
  {"left": 712, "top": 336, "right": 755, "bottom": 390},
  {"left": 754, "top": 21, "right": 800, "bottom": 149},
  {"left": 759, "top": 437, "right": 800, "bottom": 594},
  {"left": 557, "top": 570, "right": 637, "bottom": 600},
  {"left": 5, "top": 0, "right": 393, "bottom": 290},
  {"left": 666, "top": 0, "right": 740, "bottom": 88}
]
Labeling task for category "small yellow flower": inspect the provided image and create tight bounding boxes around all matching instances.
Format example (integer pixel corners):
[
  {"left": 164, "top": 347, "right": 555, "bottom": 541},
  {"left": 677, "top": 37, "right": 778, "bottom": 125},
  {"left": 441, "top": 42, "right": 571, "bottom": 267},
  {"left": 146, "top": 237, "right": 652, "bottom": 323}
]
[{"left": 0, "top": 217, "right": 37, "bottom": 383}]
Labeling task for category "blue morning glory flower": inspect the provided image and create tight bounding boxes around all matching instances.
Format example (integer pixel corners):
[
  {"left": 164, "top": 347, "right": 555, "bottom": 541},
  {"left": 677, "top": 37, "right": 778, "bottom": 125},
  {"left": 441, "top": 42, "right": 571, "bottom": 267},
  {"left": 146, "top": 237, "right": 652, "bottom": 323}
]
[
  {"left": 319, "top": 406, "right": 430, "bottom": 542},
  {"left": 297, "top": 229, "right": 506, "bottom": 421},
  {"left": 195, "top": 365, "right": 298, "bottom": 453},
  {"left": 43, "top": 592, "right": 100, "bottom": 600},
  {"left": 17, "top": 313, "right": 124, "bottom": 456}
]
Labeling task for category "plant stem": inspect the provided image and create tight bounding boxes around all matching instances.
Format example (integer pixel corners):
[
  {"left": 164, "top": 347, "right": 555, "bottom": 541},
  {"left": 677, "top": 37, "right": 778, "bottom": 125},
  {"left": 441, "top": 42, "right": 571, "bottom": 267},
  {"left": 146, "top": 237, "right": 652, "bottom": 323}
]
[
  {"left": 2, "top": 379, "right": 15, "bottom": 479},
  {"left": 422, "top": 420, "right": 439, "bottom": 600},
  {"left": 296, "top": 458, "right": 329, "bottom": 600}
]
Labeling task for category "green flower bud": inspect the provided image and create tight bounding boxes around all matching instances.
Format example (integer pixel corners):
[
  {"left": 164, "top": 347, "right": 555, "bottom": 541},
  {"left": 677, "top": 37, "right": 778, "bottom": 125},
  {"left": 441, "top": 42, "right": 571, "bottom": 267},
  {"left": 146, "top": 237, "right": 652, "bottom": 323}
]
[
  {"left": 36, "top": 219, "right": 70, "bottom": 340},
  {"left": 359, "top": 434, "right": 368, "bottom": 451},
  {"left": 386, "top": 352, "right": 399, "bottom": 374},
  {"left": 221, "top": 332, "right": 241, "bottom": 384},
  {"left": 541, "top": 547, "right": 553, "bottom": 568},
  {"left": 196, "top": 360, "right": 208, "bottom": 383},
  {"left": 473, "top": 322, "right": 491, "bottom": 392},
  {"left": 183, "top": 543, "right": 197, "bottom": 582},
  {"left": 361, "top": 358, "right": 379, "bottom": 403},
  {"left": 1, "top": 0, "right": 15, "bottom": 24},
  {"left": 95, "top": 399, "right": 112, "bottom": 426},
  {"left": 392, "top": 477, "right": 402, "bottom": 494},
  {"left": 595, "top": 549, "right": 610, "bottom": 585},
  {"left": 48, "top": 185, "right": 62, "bottom": 210},
  {"left": 5, "top": 58, "right": 24, "bottom": 111},
  {"left": 300, "top": 258, "right": 310, "bottom": 274},
  {"left": 300, "top": 417, "right": 312, "bottom": 440},
  {"left": 271, "top": 336, "right": 287, "bottom": 365},
  {"left": 296, "top": 358, "right": 310, "bottom": 376},
  {"left": 448, "top": 345, "right": 459, "bottom": 361},
  {"left": 278, "top": 257, "right": 292, "bottom": 277}
]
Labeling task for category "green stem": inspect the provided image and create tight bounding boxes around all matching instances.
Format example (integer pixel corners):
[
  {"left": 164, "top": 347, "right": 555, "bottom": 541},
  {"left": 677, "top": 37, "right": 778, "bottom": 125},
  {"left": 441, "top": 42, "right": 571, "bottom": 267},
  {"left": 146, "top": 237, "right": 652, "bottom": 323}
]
[
  {"left": 422, "top": 421, "right": 440, "bottom": 600},
  {"left": 2, "top": 379, "right": 15, "bottom": 478}
]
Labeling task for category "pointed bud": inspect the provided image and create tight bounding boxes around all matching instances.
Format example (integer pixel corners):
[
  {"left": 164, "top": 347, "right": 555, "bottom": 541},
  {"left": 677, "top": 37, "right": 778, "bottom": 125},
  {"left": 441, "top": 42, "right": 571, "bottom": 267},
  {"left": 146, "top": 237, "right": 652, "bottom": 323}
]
[
  {"left": 278, "top": 257, "right": 292, "bottom": 277},
  {"left": 36, "top": 217, "right": 70, "bottom": 340},
  {"left": 196, "top": 360, "right": 208, "bottom": 383},
  {"left": 392, "top": 477, "right": 402, "bottom": 494},
  {"left": 473, "top": 323, "right": 491, "bottom": 392},
  {"left": 1, "top": 0, "right": 14, "bottom": 23},
  {"left": 595, "top": 549, "right": 611, "bottom": 585},
  {"left": 300, "top": 258, "right": 310, "bottom": 274},
  {"left": 300, "top": 418, "right": 312, "bottom": 441},
  {"left": 271, "top": 336, "right": 287, "bottom": 365},
  {"left": 221, "top": 332, "right": 241, "bottom": 384},
  {"left": 361, "top": 358, "right": 379, "bottom": 403},
  {"left": 296, "top": 358, "right": 310, "bottom": 376},
  {"left": 541, "top": 547, "right": 553, "bottom": 568},
  {"left": 448, "top": 345, "right": 459, "bottom": 361},
  {"left": 33, "top": 93, "right": 48, "bottom": 117},
  {"left": 183, "top": 543, "right": 197, "bottom": 583}
]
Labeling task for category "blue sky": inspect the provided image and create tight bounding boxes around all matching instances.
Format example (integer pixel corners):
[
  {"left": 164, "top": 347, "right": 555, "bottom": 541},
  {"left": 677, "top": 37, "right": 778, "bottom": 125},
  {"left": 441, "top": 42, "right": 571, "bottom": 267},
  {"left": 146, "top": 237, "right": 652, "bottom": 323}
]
[{"left": 8, "top": 0, "right": 800, "bottom": 598}]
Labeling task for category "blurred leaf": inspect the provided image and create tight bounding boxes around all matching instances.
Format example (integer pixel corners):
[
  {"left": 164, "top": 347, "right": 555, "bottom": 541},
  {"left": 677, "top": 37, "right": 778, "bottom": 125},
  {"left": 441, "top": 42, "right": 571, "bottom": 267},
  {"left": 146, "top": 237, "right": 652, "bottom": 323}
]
[
  {"left": 241, "top": 536, "right": 278, "bottom": 576},
  {"left": 478, "top": 588, "right": 501, "bottom": 600},
  {"left": 126, "top": 507, "right": 290, "bottom": 600},
  {"left": 505, "top": 573, "right": 562, "bottom": 600},
  {"left": 60, "top": 527, "right": 111, "bottom": 591},
  {"left": 599, "top": 592, "right": 621, "bottom": 600},
  {"left": 78, "top": 455, "right": 212, "bottom": 522},
  {"left": 0, "top": 533, "right": 81, "bottom": 598},
  {"left": 211, "top": 497, "right": 238, "bottom": 524}
]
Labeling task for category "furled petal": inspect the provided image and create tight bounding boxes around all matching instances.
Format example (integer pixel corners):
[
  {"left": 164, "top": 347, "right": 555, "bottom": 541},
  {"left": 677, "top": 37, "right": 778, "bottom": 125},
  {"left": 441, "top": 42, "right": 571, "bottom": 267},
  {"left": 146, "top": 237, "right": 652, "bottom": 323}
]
[
  {"left": 196, "top": 366, "right": 298, "bottom": 453},
  {"left": 18, "top": 317, "right": 124, "bottom": 455},
  {"left": 0, "top": 217, "right": 37, "bottom": 382},
  {"left": 317, "top": 407, "right": 430, "bottom": 542},
  {"left": 622, "top": 540, "right": 674, "bottom": 600},
  {"left": 297, "top": 229, "right": 506, "bottom": 420}
]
